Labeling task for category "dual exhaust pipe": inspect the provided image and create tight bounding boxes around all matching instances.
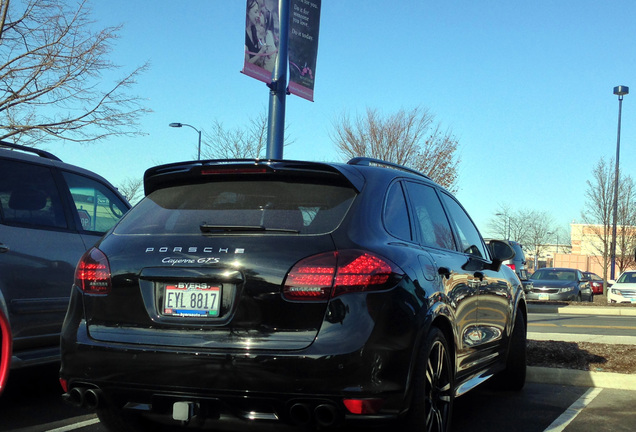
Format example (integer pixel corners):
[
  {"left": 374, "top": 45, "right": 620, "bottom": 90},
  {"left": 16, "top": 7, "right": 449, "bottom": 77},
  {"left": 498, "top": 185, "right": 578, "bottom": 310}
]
[
  {"left": 63, "top": 386, "right": 101, "bottom": 410},
  {"left": 63, "top": 388, "right": 342, "bottom": 428},
  {"left": 289, "top": 402, "right": 342, "bottom": 428}
]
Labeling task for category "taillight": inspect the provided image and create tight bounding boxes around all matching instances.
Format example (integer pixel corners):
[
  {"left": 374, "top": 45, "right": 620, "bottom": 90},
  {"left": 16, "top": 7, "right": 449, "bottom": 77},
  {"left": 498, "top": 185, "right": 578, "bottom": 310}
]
[
  {"left": 283, "top": 250, "right": 402, "bottom": 301},
  {"left": 75, "top": 248, "right": 111, "bottom": 295},
  {"left": 506, "top": 263, "right": 516, "bottom": 271}
]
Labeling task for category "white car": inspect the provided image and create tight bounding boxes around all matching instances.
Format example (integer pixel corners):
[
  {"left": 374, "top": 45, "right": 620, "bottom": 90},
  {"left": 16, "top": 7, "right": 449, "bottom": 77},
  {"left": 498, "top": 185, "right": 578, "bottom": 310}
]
[{"left": 608, "top": 271, "right": 636, "bottom": 303}]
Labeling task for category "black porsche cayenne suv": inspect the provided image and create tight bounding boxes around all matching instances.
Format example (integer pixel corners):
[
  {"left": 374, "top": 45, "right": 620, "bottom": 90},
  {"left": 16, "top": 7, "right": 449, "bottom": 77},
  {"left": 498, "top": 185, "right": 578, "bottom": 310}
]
[{"left": 60, "top": 157, "right": 527, "bottom": 432}]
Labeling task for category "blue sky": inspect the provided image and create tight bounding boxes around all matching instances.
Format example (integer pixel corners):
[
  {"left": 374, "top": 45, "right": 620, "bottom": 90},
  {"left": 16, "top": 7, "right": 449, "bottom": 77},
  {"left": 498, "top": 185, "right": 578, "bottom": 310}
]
[{"left": 48, "top": 0, "right": 636, "bottom": 237}]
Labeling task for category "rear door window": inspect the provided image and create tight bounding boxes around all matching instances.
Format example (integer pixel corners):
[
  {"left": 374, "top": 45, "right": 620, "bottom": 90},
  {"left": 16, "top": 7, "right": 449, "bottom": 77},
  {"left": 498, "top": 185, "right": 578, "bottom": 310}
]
[
  {"left": 0, "top": 159, "right": 67, "bottom": 229},
  {"left": 62, "top": 172, "right": 129, "bottom": 234},
  {"left": 439, "top": 192, "right": 487, "bottom": 258},
  {"left": 115, "top": 180, "right": 356, "bottom": 235}
]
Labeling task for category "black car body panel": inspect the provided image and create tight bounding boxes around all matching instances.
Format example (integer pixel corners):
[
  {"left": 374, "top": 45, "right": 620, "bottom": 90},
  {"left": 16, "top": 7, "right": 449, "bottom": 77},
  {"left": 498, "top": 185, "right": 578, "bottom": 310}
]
[{"left": 59, "top": 158, "right": 526, "bottom": 429}]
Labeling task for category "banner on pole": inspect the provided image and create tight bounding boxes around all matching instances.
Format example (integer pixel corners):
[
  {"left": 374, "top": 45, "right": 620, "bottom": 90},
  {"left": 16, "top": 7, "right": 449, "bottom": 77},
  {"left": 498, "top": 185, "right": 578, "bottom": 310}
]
[
  {"left": 287, "top": 0, "right": 321, "bottom": 101},
  {"left": 242, "top": 0, "right": 280, "bottom": 84}
]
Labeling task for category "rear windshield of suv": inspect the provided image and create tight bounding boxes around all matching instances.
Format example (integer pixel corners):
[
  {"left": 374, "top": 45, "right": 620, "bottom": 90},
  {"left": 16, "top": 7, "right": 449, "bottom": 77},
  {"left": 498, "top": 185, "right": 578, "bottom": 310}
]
[{"left": 115, "top": 180, "right": 356, "bottom": 235}]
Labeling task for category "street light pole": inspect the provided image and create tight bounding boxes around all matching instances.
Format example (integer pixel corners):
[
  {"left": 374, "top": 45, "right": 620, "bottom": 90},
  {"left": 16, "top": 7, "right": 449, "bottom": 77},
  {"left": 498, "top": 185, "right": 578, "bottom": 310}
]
[
  {"left": 169, "top": 122, "right": 202, "bottom": 160},
  {"left": 611, "top": 85, "right": 629, "bottom": 280}
]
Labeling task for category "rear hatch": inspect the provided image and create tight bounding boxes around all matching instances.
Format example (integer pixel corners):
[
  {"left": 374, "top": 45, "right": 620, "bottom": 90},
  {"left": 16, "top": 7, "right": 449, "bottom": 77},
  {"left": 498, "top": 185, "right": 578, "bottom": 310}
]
[{"left": 80, "top": 161, "right": 359, "bottom": 351}]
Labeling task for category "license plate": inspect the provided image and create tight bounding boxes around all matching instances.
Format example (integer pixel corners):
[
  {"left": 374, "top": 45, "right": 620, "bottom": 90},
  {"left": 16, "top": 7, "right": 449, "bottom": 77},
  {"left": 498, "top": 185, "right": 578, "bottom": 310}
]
[
  {"left": 538, "top": 293, "right": 550, "bottom": 301},
  {"left": 163, "top": 283, "right": 221, "bottom": 317}
]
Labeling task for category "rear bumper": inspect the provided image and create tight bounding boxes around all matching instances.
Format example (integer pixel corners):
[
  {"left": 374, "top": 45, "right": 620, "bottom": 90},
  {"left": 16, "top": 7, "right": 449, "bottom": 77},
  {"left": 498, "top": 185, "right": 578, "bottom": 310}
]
[{"left": 60, "top": 318, "right": 413, "bottom": 425}]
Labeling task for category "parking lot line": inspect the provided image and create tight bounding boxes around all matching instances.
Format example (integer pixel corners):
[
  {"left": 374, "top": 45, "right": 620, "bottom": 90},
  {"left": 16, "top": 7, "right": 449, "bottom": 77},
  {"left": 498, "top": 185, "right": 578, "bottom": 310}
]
[
  {"left": 543, "top": 387, "right": 602, "bottom": 432},
  {"left": 46, "top": 418, "right": 100, "bottom": 432}
]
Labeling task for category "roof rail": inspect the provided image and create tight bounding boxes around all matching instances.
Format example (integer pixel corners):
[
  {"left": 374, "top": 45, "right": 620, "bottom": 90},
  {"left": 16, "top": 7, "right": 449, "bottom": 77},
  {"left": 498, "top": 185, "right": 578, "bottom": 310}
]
[
  {"left": 0, "top": 140, "right": 62, "bottom": 162},
  {"left": 347, "top": 157, "right": 430, "bottom": 179}
]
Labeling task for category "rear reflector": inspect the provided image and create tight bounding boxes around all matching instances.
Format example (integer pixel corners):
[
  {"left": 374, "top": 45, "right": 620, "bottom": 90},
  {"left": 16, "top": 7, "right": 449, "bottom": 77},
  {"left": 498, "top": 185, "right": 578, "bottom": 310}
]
[
  {"left": 283, "top": 250, "right": 402, "bottom": 301},
  {"left": 75, "top": 248, "right": 112, "bottom": 295},
  {"left": 342, "top": 398, "right": 385, "bottom": 414}
]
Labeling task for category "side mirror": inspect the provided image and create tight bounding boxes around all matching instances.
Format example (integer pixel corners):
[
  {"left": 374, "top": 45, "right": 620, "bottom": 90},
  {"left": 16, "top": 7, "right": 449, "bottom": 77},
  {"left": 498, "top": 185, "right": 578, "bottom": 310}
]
[{"left": 487, "top": 240, "right": 515, "bottom": 271}]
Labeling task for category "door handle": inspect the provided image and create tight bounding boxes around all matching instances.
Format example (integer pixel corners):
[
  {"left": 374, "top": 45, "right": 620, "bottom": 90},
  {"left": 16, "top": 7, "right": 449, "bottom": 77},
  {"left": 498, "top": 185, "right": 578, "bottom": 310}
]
[{"left": 0, "top": 243, "right": 9, "bottom": 253}]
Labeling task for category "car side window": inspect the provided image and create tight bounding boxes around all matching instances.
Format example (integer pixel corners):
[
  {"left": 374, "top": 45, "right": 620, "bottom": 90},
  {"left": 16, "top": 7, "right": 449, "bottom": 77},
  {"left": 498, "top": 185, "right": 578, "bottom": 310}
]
[
  {"left": 404, "top": 182, "right": 455, "bottom": 250},
  {"left": 383, "top": 182, "right": 412, "bottom": 241},
  {"left": 62, "top": 171, "right": 128, "bottom": 233},
  {"left": 439, "top": 192, "right": 487, "bottom": 258},
  {"left": 0, "top": 159, "right": 67, "bottom": 229}
]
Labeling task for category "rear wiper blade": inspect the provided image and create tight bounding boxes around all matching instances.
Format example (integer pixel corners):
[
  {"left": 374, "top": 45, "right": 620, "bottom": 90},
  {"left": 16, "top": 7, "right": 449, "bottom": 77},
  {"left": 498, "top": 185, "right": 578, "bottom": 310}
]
[{"left": 199, "top": 224, "right": 299, "bottom": 234}]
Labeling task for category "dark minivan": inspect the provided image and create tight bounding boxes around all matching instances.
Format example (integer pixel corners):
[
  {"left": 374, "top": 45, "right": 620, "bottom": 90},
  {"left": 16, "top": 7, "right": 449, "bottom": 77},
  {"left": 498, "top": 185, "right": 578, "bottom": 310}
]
[{"left": 0, "top": 142, "right": 129, "bottom": 394}]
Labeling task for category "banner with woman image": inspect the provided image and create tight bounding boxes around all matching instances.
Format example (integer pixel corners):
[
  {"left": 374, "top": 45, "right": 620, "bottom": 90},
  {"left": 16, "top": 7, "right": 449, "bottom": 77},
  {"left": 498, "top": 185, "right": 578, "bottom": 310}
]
[
  {"left": 243, "top": 0, "right": 321, "bottom": 101},
  {"left": 243, "top": 0, "right": 280, "bottom": 83}
]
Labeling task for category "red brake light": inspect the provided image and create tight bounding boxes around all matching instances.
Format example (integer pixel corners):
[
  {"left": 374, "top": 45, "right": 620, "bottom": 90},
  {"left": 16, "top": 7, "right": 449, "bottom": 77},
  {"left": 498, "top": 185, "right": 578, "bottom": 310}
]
[
  {"left": 75, "top": 248, "right": 111, "bottom": 295},
  {"left": 506, "top": 263, "right": 516, "bottom": 271},
  {"left": 200, "top": 167, "right": 269, "bottom": 175},
  {"left": 283, "top": 250, "right": 402, "bottom": 301}
]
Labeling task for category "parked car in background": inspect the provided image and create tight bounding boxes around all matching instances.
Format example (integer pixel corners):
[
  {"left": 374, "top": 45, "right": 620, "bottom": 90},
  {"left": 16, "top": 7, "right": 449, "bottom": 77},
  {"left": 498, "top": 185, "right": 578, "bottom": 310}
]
[
  {"left": 485, "top": 239, "right": 532, "bottom": 293},
  {"left": 60, "top": 157, "right": 527, "bottom": 432},
  {"left": 608, "top": 271, "right": 636, "bottom": 303},
  {"left": 583, "top": 271, "right": 605, "bottom": 295},
  {"left": 527, "top": 267, "right": 593, "bottom": 302},
  {"left": 0, "top": 141, "right": 130, "bottom": 395}
]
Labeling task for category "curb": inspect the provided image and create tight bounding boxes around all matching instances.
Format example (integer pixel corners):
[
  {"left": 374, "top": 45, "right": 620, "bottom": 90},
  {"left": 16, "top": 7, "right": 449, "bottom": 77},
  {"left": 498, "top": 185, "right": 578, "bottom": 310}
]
[
  {"left": 527, "top": 366, "right": 636, "bottom": 390},
  {"left": 528, "top": 303, "right": 636, "bottom": 316}
]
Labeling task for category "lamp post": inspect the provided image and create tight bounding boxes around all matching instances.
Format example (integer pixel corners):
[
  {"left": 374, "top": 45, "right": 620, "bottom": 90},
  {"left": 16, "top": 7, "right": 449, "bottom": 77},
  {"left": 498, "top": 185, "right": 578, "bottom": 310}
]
[
  {"left": 169, "top": 122, "right": 202, "bottom": 160},
  {"left": 610, "top": 85, "right": 629, "bottom": 280}
]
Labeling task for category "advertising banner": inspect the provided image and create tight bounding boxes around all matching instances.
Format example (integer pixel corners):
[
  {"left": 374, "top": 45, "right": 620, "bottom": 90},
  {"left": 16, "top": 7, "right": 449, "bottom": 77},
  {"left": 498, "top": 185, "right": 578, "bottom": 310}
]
[
  {"left": 288, "top": 0, "right": 321, "bottom": 101},
  {"left": 242, "top": 0, "right": 281, "bottom": 84}
]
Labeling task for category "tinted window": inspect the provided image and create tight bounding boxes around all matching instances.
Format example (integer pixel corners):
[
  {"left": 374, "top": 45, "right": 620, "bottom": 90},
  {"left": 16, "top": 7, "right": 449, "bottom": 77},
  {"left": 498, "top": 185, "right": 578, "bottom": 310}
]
[
  {"left": 440, "top": 193, "right": 487, "bottom": 258},
  {"left": 115, "top": 180, "right": 356, "bottom": 235},
  {"left": 617, "top": 272, "right": 636, "bottom": 283},
  {"left": 0, "top": 159, "right": 67, "bottom": 229},
  {"left": 62, "top": 172, "right": 129, "bottom": 233},
  {"left": 532, "top": 269, "right": 577, "bottom": 281},
  {"left": 384, "top": 182, "right": 411, "bottom": 240},
  {"left": 404, "top": 182, "right": 455, "bottom": 250}
]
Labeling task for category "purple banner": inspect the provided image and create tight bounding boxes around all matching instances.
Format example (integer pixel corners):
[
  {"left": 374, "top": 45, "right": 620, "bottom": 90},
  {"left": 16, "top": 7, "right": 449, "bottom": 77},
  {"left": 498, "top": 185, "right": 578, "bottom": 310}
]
[{"left": 288, "top": 0, "right": 321, "bottom": 101}]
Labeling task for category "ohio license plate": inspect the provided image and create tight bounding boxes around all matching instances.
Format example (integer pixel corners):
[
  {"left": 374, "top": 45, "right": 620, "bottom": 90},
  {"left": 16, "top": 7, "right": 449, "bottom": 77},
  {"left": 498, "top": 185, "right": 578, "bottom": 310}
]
[{"left": 163, "top": 283, "right": 221, "bottom": 317}]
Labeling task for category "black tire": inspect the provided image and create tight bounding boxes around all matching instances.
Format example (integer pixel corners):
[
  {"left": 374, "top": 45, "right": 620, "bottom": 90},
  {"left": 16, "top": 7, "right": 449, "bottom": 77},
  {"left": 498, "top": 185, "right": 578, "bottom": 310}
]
[
  {"left": 403, "top": 327, "right": 454, "bottom": 432},
  {"left": 491, "top": 310, "right": 526, "bottom": 391}
]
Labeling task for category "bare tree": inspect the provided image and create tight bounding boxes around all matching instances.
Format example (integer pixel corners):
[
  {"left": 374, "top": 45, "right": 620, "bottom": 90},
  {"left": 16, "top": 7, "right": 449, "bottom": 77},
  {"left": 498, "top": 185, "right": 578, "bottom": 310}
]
[
  {"left": 117, "top": 176, "right": 143, "bottom": 205},
  {"left": 488, "top": 204, "right": 532, "bottom": 242},
  {"left": 0, "top": 0, "right": 150, "bottom": 145},
  {"left": 615, "top": 176, "right": 636, "bottom": 273},
  {"left": 524, "top": 210, "right": 555, "bottom": 270},
  {"left": 330, "top": 107, "right": 460, "bottom": 191},
  {"left": 201, "top": 112, "right": 294, "bottom": 160},
  {"left": 580, "top": 157, "right": 636, "bottom": 284}
]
